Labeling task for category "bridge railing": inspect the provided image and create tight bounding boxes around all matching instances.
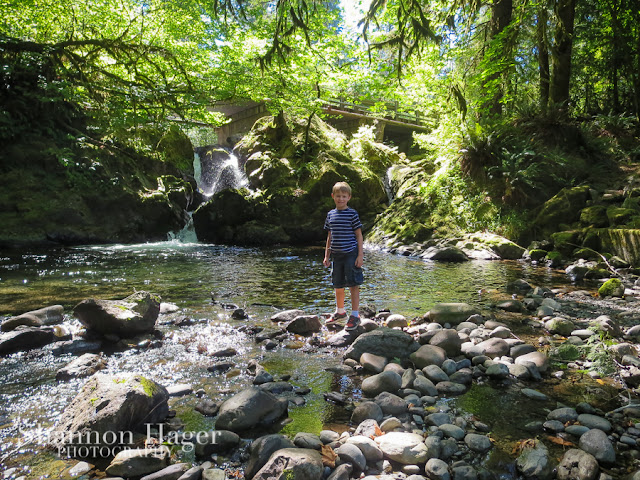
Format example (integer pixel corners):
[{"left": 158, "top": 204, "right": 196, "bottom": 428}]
[{"left": 322, "top": 95, "right": 426, "bottom": 127}]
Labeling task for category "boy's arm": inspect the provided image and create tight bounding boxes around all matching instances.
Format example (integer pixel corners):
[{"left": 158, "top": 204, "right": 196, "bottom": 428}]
[
  {"left": 323, "top": 232, "right": 332, "bottom": 267},
  {"left": 355, "top": 228, "right": 364, "bottom": 268}
]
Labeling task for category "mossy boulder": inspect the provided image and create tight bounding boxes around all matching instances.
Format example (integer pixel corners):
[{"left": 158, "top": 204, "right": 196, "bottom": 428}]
[
  {"left": 550, "top": 230, "right": 583, "bottom": 256},
  {"left": 606, "top": 206, "right": 637, "bottom": 226},
  {"left": 546, "top": 250, "right": 564, "bottom": 267},
  {"left": 598, "top": 278, "right": 624, "bottom": 297},
  {"left": 155, "top": 125, "right": 194, "bottom": 175},
  {"left": 580, "top": 205, "right": 608, "bottom": 227},
  {"left": 532, "top": 186, "right": 591, "bottom": 237},
  {"left": 528, "top": 249, "right": 548, "bottom": 261},
  {"left": 591, "top": 229, "right": 640, "bottom": 266}
]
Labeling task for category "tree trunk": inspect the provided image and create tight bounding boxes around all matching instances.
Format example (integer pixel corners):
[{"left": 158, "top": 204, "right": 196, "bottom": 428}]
[
  {"left": 536, "top": 6, "right": 550, "bottom": 111},
  {"left": 482, "top": 0, "right": 513, "bottom": 116},
  {"left": 549, "top": 0, "right": 577, "bottom": 111}
]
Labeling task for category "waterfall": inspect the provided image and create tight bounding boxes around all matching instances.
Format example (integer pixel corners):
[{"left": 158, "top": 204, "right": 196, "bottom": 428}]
[
  {"left": 168, "top": 146, "right": 248, "bottom": 243},
  {"left": 194, "top": 146, "right": 248, "bottom": 198}
]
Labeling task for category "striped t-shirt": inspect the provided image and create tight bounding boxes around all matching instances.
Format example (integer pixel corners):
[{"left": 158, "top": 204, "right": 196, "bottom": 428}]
[{"left": 324, "top": 207, "right": 363, "bottom": 253}]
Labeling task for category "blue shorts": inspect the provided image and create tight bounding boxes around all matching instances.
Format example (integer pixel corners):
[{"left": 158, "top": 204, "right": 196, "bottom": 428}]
[{"left": 331, "top": 250, "right": 363, "bottom": 288}]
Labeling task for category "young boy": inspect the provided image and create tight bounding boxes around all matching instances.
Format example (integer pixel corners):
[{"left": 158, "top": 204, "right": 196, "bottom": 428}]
[{"left": 323, "top": 181, "right": 364, "bottom": 331}]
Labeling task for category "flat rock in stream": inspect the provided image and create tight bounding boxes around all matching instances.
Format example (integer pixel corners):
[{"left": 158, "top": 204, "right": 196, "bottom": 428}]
[
  {"left": 344, "top": 328, "right": 419, "bottom": 362},
  {"left": 56, "top": 353, "right": 106, "bottom": 380},
  {"left": 73, "top": 291, "right": 160, "bottom": 337},
  {"left": 2, "top": 305, "right": 64, "bottom": 332},
  {"left": 0, "top": 326, "right": 55, "bottom": 355}
]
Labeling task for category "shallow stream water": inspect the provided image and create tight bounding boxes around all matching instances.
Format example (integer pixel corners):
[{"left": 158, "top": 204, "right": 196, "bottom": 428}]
[{"left": 0, "top": 242, "right": 626, "bottom": 477}]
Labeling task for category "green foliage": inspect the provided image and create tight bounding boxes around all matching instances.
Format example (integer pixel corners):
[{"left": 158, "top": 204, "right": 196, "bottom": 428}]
[
  {"left": 554, "top": 344, "right": 582, "bottom": 361},
  {"left": 579, "top": 332, "right": 617, "bottom": 378}
]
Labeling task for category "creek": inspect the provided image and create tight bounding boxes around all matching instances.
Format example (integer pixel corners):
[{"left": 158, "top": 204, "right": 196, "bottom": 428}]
[{"left": 0, "top": 242, "right": 625, "bottom": 477}]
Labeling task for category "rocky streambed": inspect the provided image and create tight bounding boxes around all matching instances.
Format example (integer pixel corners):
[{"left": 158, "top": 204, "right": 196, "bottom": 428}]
[{"left": 2, "top": 244, "right": 640, "bottom": 479}]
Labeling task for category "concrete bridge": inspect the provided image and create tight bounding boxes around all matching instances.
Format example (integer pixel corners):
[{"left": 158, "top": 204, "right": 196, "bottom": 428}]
[{"left": 210, "top": 96, "right": 429, "bottom": 152}]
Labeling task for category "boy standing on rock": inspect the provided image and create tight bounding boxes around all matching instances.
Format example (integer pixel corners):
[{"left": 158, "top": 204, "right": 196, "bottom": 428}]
[{"left": 323, "top": 181, "right": 364, "bottom": 331}]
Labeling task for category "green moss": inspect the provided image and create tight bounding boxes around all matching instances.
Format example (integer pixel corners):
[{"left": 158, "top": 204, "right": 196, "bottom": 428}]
[
  {"left": 528, "top": 249, "right": 547, "bottom": 261},
  {"left": 598, "top": 278, "right": 624, "bottom": 297},
  {"left": 546, "top": 250, "right": 564, "bottom": 267},
  {"left": 579, "top": 205, "right": 608, "bottom": 227},
  {"left": 554, "top": 343, "right": 581, "bottom": 361},
  {"left": 135, "top": 376, "right": 160, "bottom": 397},
  {"left": 606, "top": 206, "right": 637, "bottom": 226}
]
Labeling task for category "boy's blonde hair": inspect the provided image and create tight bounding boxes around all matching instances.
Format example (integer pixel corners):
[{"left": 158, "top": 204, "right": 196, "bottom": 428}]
[{"left": 332, "top": 181, "right": 352, "bottom": 195}]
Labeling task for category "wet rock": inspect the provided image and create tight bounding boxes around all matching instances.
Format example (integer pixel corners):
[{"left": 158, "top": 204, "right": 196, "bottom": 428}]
[
  {"left": 375, "top": 432, "right": 429, "bottom": 464},
  {"left": 270, "top": 309, "right": 305, "bottom": 322},
  {"left": 252, "top": 448, "right": 323, "bottom": 480},
  {"left": 73, "top": 291, "right": 160, "bottom": 337},
  {"left": 285, "top": 315, "right": 322, "bottom": 335},
  {"left": 195, "top": 398, "right": 219, "bottom": 416},
  {"left": 195, "top": 430, "right": 240, "bottom": 457},
  {"left": 439, "top": 424, "right": 465, "bottom": 440},
  {"left": 429, "top": 303, "right": 480, "bottom": 326},
  {"left": 451, "top": 464, "right": 477, "bottom": 480},
  {"left": 556, "top": 449, "right": 599, "bottom": 480},
  {"left": 178, "top": 466, "right": 203, "bottom": 480},
  {"left": 51, "top": 373, "right": 169, "bottom": 450},
  {"left": 435, "top": 381, "right": 467, "bottom": 395},
  {"left": 105, "top": 447, "right": 170, "bottom": 478},
  {"left": 577, "top": 414, "right": 612, "bottom": 433},
  {"left": 548, "top": 407, "right": 578, "bottom": 423},
  {"left": 215, "top": 387, "right": 288, "bottom": 432},
  {"left": 496, "top": 300, "right": 523, "bottom": 312},
  {"left": 56, "top": 353, "right": 106, "bottom": 380},
  {"left": 515, "top": 440, "right": 553, "bottom": 480},
  {"left": 210, "top": 347, "right": 237, "bottom": 358},
  {"left": 521, "top": 388, "right": 548, "bottom": 401},
  {"left": 2, "top": 305, "right": 64, "bottom": 331},
  {"left": 579, "top": 428, "right": 616, "bottom": 464},
  {"left": 464, "top": 433, "right": 492, "bottom": 453},
  {"left": 245, "top": 434, "right": 296, "bottom": 479},
  {"left": 421, "top": 246, "right": 469, "bottom": 262},
  {"left": 344, "top": 328, "right": 419, "bottom": 362},
  {"left": 0, "top": 326, "right": 55, "bottom": 355}
]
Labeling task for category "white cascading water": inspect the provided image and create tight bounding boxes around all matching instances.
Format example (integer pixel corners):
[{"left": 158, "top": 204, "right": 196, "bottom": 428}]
[{"left": 168, "top": 147, "right": 248, "bottom": 243}]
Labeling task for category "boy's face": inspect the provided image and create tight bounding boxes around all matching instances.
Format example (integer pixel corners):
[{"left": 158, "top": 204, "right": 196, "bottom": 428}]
[{"left": 332, "top": 190, "right": 351, "bottom": 209}]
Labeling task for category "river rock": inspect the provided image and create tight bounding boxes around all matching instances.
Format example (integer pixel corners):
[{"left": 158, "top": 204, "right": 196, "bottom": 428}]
[
  {"left": 435, "top": 381, "right": 467, "bottom": 395},
  {"left": 577, "top": 413, "right": 612, "bottom": 433},
  {"left": 361, "top": 370, "right": 402, "bottom": 397},
  {"left": 51, "top": 373, "right": 168, "bottom": 449},
  {"left": 464, "top": 433, "right": 492, "bottom": 452},
  {"left": 410, "top": 344, "right": 446, "bottom": 368},
  {"left": 347, "top": 435, "right": 384, "bottom": 463},
  {"left": 386, "top": 314, "right": 408, "bottom": 329},
  {"left": 360, "top": 352, "right": 388, "bottom": 373},
  {"left": 413, "top": 376, "right": 438, "bottom": 396},
  {"left": 375, "top": 432, "right": 429, "bottom": 464},
  {"left": 195, "top": 430, "right": 240, "bottom": 457},
  {"left": 510, "top": 343, "right": 536, "bottom": 359},
  {"left": 544, "top": 317, "right": 575, "bottom": 336},
  {"left": 335, "top": 443, "right": 367, "bottom": 473},
  {"left": 578, "top": 428, "right": 616, "bottom": 464},
  {"left": 425, "top": 458, "right": 450, "bottom": 480},
  {"left": 556, "top": 449, "right": 599, "bottom": 480},
  {"left": 485, "top": 363, "right": 509, "bottom": 379},
  {"left": 422, "top": 365, "right": 449, "bottom": 383},
  {"left": 73, "top": 291, "right": 160, "bottom": 337},
  {"left": 139, "top": 463, "right": 189, "bottom": 480},
  {"left": 547, "top": 407, "right": 578, "bottom": 423},
  {"left": 0, "top": 326, "right": 55, "bottom": 355},
  {"left": 515, "top": 351, "right": 549, "bottom": 372},
  {"left": 429, "top": 303, "right": 479, "bottom": 326},
  {"left": 56, "top": 353, "right": 106, "bottom": 380},
  {"left": 105, "top": 446, "right": 170, "bottom": 477},
  {"left": 421, "top": 245, "right": 469, "bottom": 262},
  {"left": 439, "top": 424, "right": 465, "bottom": 440},
  {"left": 590, "top": 315, "right": 622, "bottom": 337},
  {"left": 1, "top": 305, "right": 64, "bottom": 331},
  {"left": 252, "top": 448, "right": 323, "bottom": 480},
  {"left": 344, "top": 328, "right": 419, "bottom": 362},
  {"left": 271, "top": 309, "right": 305, "bottom": 322},
  {"left": 352, "top": 401, "right": 384, "bottom": 423},
  {"left": 474, "top": 338, "right": 509, "bottom": 358},
  {"left": 293, "top": 432, "right": 322, "bottom": 450},
  {"left": 285, "top": 315, "right": 322, "bottom": 335},
  {"left": 216, "top": 387, "right": 288, "bottom": 432},
  {"left": 429, "top": 329, "right": 463, "bottom": 356},
  {"left": 515, "top": 440, "right": 553, "bottom": 480},
  {"left": 375, "top": 392, "right": 408, "bottom": 415},
  {"left": 245, "top": 434, "right": 296, "bottom": 479}
]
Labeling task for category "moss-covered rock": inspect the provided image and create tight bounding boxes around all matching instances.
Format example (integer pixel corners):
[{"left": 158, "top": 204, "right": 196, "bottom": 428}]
[
  {"left": 598, "top": 278, "right": 624, "bottom": 297},
  {"left": 546, "top": 250, "right": 564, "bottom": 267},
  {"left": 592, "top": 228, "right": 640, "bottom": 266},
  {"left": 531, "top": 186, "right": 591, "bottom": 237},
  {"left": 550, "top": 230, "right": 583, "bottom": 256},
  {"left": 606, "top": 206, "right": 637, "bottom": 226},
  {"left": 579, "top": 205, "right": 608, "bottom": 227},
  {"left": 528, "top": 249, "right": 548, "bottom": 261}
]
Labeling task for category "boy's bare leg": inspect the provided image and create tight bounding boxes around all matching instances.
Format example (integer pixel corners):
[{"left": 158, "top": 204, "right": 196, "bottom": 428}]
[
  {"left": 335, "top": 288, "right": 346, "bottom": 312},
  {"left": 349, "top": 286, "right": 360, "bottom": 314}
]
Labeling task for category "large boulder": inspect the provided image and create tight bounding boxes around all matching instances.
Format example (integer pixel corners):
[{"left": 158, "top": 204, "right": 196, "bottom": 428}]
[
  {"left": 73, "top": 291, "right": 160, "bottom": 337},
  {"left": 344, "top": 328, "right": 419, "bottom": 362},
  {"left": 50, "top": 373, "right": 169, "bottom": 450},
  {"left": 531, "top": 185, "right": 590, "bottom": 237},
  {"left": 215, "top": 387, "right": 288, "bottom": 432},
  {"left": 375, "top": 432, "right": 429, "bottom": 465},
  {"left": 252, "top": 448, "right": 323, "bottom": 480}
]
